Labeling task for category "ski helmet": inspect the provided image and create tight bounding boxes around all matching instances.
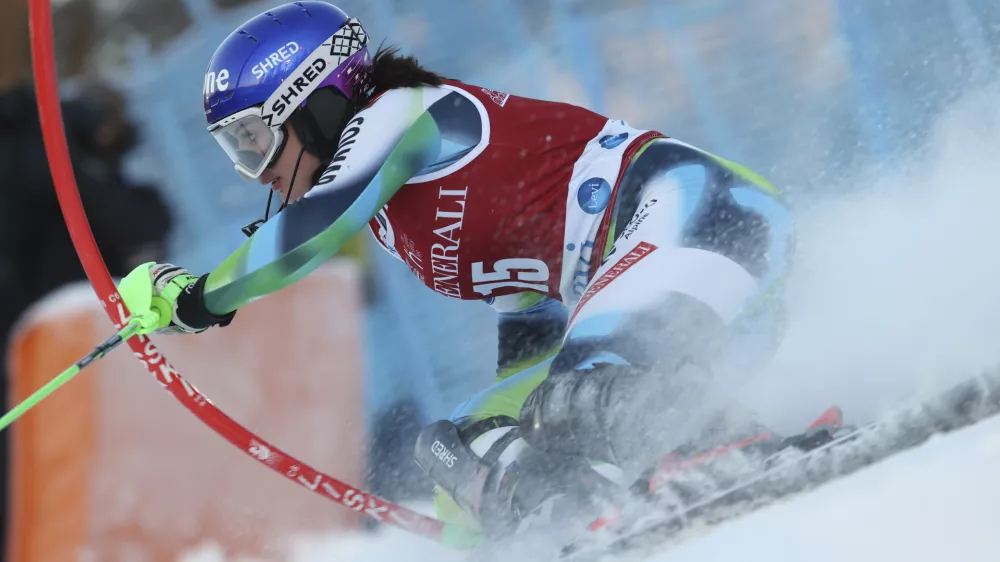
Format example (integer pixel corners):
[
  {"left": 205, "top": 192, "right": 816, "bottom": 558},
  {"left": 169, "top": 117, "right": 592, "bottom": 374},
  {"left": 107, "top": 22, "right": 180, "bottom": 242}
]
[{"left": 203, "top": 1, "right": 372, "bottom": 181}]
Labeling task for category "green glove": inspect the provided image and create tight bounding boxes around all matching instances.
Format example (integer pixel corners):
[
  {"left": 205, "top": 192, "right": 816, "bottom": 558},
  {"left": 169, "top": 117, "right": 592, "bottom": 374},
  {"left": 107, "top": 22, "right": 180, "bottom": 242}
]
[{"left": 117, "top": 262, "right": 236, "bottom": 335}]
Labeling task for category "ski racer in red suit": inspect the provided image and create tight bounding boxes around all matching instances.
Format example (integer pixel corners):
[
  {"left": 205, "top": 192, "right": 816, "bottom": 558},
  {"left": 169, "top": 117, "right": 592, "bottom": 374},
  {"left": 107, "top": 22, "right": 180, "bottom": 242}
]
[{"left": 116, "top": 1, "right": 795, "bottom": 543}]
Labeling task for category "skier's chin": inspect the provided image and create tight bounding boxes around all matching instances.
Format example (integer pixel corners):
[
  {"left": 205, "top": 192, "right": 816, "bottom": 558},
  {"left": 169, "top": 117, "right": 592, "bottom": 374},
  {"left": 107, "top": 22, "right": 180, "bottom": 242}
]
[
  {"left": 271, "top": 178, "right": 297, "bottom": 203},
  {"left": 269, "top": 177, "right": 283, "bottom": 195},
  {"left": 279, "top": 184, "right": 296, "bottom": 203}
]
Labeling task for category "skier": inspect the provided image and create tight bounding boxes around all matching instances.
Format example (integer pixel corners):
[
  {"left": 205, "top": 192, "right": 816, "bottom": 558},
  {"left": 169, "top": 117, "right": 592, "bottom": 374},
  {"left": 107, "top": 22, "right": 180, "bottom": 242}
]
[{"left": 118, "top": 1, "right": 794, "bottom": 541}]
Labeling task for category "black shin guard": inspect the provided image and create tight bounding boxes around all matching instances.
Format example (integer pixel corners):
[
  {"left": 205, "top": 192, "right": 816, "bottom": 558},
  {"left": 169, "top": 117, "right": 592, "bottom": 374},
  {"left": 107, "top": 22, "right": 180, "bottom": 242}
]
[
  {"left": 414, "top": 418, "right": 611, "bottom": 537},
  {"left": 413, "top": 419, "right": 504, "bottom": 520}
]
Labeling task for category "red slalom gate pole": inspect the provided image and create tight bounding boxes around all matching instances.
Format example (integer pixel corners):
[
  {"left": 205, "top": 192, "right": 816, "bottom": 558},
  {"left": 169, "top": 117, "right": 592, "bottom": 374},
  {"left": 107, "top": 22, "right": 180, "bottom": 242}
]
[{"left": 26, "top": 0, "right": 465, "bottom": 547}]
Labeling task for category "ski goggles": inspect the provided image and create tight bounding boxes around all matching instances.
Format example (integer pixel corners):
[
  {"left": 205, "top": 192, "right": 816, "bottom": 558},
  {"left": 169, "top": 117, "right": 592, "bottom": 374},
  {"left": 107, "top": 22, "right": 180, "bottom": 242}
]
[{"left": 208, "top": 108, "right": 286, "bottom": 180}]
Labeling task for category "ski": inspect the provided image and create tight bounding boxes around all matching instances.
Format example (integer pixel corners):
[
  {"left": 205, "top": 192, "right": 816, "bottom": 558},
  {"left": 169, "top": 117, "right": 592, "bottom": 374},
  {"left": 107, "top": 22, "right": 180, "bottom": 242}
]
[{"left": 559, "top": 364, "right": 1000, "bottom": 561}]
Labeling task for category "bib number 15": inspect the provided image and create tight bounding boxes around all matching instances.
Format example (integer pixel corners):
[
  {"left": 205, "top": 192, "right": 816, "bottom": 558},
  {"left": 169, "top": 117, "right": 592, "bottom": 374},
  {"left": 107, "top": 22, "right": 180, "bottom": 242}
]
[{"left": 472, "top": 259, "right": 549, "bottom": 296}]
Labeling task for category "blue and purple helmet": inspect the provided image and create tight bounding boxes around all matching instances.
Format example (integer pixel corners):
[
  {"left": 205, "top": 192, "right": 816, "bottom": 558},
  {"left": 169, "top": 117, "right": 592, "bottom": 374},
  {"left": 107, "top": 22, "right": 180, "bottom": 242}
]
[{"left": 203, "top": 2, "right": 372, "bottom": 180}]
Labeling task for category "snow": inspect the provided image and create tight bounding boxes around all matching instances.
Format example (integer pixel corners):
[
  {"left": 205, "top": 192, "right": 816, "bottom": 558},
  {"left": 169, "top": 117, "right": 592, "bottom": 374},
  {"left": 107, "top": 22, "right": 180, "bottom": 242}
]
[
  {"left": 178, "top": 508, "right": 469, "bottom": 562},
  {"left": 739, "top": 88, "right": 1000, "bottom": 436},
  {"left": 183, "top": 410, "right": 1000, "bottom": 562},
  {"left": 638, "top": 413, "right": 1000, "bottom": 562},
  {"left": 179, "top": 525, "right": 467, "bottom": 562}
]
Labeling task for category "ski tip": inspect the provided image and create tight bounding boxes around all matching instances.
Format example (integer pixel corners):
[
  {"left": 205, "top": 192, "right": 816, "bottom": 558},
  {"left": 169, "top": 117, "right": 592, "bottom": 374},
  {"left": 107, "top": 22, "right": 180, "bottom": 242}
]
[{"left": 808, "top": 406, "right": 844, "bottom": 432}]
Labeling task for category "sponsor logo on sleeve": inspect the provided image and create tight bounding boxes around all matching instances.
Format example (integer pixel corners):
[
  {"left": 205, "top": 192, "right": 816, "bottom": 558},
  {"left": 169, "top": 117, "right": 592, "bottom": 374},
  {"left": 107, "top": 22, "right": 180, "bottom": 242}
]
[
  {"left": 599, "top": 132, "right": 629, "bottom": 149},
  {"left": 577, "top": 178, "right": 612, "bottom": 214}
]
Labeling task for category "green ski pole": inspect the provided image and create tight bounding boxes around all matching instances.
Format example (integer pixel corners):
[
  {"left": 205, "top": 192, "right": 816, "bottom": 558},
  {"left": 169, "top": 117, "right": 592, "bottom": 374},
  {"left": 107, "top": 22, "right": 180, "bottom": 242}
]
[{"left": 0, "top": 318, "right": 143, "bottom": 432}]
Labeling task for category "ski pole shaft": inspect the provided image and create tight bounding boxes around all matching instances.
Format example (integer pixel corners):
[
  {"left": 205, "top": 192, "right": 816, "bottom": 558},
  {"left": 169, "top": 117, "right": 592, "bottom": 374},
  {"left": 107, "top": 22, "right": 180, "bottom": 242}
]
[{"left": 0, "top": 319, "right": 141, "bottom": 432}]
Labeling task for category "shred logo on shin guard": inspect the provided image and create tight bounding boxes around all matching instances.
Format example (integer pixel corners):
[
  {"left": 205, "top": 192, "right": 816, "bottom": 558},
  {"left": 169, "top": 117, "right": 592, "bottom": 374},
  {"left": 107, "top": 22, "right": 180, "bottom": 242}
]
[
  {"left": 431, "top": 440, "right": 457, "bottom": 468},
  {"left": 569, "top": 241, "right": 658, "bottom": 325}
]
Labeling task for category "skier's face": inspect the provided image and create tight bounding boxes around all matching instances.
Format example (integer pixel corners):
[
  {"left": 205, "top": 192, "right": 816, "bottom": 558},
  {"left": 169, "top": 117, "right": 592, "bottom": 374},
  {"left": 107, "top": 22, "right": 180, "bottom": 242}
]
[{"left": 257, "top": 125, "right": 321, "bottom": 204}]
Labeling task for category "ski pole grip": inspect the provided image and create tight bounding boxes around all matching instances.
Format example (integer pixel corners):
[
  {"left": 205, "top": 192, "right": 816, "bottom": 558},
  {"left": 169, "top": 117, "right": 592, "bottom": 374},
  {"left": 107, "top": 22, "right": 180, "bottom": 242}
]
[
  {"left": 131, "top": 300, "right": 168, "bottom": 334},
  {"left": 131, "top": 310, "right": 160, "bottom": 333}
]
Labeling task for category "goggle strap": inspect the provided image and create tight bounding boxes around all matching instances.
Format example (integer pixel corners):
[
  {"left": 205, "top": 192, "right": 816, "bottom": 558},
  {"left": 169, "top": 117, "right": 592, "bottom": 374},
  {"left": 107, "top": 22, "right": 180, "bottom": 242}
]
[{"left": 278, "top": 146, "right": 308, "bottom": 215}]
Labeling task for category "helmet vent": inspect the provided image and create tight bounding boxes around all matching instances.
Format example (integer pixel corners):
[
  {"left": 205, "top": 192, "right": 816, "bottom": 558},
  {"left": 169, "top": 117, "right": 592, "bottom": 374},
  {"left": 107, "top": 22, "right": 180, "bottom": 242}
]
[{"left": 237, "top": 30, "right": 259, "bottom": 43}]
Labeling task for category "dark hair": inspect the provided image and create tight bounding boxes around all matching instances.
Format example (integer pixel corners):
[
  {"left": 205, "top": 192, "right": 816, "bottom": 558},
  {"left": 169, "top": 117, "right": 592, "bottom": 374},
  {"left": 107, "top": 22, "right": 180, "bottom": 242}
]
[
  {"left": 298, "top": 45, "right": 448, "bottom": 186},
  {"left": 369, "top": 44, "right": 447, "bottom": 97}
]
